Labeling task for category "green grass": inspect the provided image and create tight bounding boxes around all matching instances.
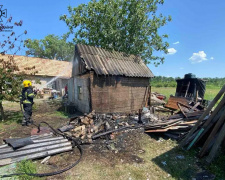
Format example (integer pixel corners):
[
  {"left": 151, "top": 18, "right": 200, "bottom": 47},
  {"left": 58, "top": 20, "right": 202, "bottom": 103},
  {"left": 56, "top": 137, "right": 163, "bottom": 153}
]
[
  {"left": 208, "top": 153, "right": 225, "bottom": 180},
  {"left": 152, "top": 85, "right": 221, "bottom": 101},
  {"left": 16, "top": 160, "right": 42, "bottom": 180},
  {"left": 45, "top": 110, "right": 68, "bottom": 118}
]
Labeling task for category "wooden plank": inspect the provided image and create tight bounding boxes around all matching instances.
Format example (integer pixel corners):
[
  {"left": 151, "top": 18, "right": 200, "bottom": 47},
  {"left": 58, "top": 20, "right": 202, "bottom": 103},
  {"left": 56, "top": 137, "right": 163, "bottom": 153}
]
[
  {"left": 165, "top": 96, "right": 190, "bottom": 110},
  {"left": 189, "top": 102, "right": 200, "bottom": 113},
  {"left": 186, "top": 96, "right": 225, "bottom": 149},
  {"left": 199, "top": 108, "right": 225, "bottom": 157},
  {"left": 185, "top": 81, "right": 190, "bottom": 98},
  {"left": 177, "top": 103, "right": 187, "bottom": 118},
  {"left": 180, "top": 85, "right": 225, "bottom": 147},
  {"left": 206, "top": 121, "right": 225, "bottom": 163},
  {"left": 168, "top": 110, "right": 204, "bottom": 120}
]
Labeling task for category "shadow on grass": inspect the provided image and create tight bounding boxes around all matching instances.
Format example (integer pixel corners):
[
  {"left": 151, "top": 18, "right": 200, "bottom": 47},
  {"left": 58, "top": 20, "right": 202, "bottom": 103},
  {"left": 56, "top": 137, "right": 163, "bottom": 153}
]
[
  {"left": 152, "top": 145, "right": 200, "bottom": 180},
  {"left": 0, "top": 110, "right": 23, "bottom": 125},
  {"left": 148, "top": 132, "right": 224, "bottom": 180}
]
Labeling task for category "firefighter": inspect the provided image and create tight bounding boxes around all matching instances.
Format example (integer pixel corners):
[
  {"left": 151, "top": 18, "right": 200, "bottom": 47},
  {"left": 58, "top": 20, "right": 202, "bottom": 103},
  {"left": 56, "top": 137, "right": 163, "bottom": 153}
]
[{"left": 20, "top": 80, "right": 34, "bottom": 126}]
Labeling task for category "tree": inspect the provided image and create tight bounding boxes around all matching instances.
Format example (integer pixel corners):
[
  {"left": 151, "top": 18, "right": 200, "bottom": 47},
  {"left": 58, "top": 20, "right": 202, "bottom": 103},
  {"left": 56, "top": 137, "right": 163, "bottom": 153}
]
[
  {"left": 0, "top": 17, "right": 36, "bottom": 121},
  {"left": 25, "top": 34, "right": 74, "bottom": 61},
  {"left": 60, "top": 0, "right": 171, "bottom": 65}
]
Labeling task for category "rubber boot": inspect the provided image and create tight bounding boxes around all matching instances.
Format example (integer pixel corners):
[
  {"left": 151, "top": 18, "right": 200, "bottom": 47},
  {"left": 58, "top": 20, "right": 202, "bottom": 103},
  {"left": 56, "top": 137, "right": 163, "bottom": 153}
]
[
  {"left": 27, "top": 118, "right": 33, "bottom": 126},
  {"left": 22, "top": 118, "right": 27, "bottom": 126}
]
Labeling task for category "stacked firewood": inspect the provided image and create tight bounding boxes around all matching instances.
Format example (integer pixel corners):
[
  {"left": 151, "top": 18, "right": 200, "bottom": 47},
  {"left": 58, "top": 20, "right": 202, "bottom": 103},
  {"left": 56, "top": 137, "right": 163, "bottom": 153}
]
[
  {"left": 60, "top": 111, "right": 114, "bottom": 143},
  {"left": 180, "top": 84, "right": 225, "bottom": 163}
]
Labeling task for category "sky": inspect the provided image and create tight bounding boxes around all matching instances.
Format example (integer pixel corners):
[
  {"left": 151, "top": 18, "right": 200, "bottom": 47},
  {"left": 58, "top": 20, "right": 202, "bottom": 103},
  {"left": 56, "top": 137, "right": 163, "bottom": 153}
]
[{"left": 0, "top": 0, "right": 224, "bottom": 78}]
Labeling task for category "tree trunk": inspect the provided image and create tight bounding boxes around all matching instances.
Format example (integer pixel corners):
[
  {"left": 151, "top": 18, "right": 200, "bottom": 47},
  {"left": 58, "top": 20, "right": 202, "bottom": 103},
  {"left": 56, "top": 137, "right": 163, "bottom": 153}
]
[{"left": 0, "top": 101, "right": 5, "bottom": 121}]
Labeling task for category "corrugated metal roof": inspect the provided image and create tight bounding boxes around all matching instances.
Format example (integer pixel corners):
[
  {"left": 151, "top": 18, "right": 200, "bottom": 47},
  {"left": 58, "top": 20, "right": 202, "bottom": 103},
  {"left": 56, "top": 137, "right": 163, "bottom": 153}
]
[{"left": 76, "top": 44, "right": 154, "bottom": 78}]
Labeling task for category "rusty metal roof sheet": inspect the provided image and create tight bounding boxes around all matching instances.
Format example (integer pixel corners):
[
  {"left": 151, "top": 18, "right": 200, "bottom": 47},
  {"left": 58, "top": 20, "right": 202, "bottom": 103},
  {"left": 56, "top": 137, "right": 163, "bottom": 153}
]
[{"left": 76, "top": 44, "right": 154, "bottom": 78}]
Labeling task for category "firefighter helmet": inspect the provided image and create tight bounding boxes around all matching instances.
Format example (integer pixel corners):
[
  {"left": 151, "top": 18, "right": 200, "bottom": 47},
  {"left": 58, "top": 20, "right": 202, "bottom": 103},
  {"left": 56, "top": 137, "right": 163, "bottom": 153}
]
[{"left": 23, "top": 80, "right": 32, "bottom": 87}]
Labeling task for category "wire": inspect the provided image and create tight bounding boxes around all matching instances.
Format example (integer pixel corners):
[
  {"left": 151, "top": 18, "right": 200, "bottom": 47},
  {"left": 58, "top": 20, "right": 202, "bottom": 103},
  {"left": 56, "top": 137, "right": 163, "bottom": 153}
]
[{"left": 0, "top": 122, "right": 83, "bottom": 178}]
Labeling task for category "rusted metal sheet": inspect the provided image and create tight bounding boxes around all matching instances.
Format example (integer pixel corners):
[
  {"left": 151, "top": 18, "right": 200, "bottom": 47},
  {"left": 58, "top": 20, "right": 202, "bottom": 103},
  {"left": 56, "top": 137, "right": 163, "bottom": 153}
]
[
  {"left": 165, "top": 96, "right": 190, "bottom": 110},
  {"left": 76, "top": 44, "right": 154, "bottom": 78}
]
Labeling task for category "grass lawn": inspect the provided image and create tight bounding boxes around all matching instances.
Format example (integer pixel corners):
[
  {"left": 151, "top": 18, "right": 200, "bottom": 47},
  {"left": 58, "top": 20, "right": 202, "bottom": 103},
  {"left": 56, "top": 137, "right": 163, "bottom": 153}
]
[{"left": 152, "top": 85, "right": 221, "bottom": 101}]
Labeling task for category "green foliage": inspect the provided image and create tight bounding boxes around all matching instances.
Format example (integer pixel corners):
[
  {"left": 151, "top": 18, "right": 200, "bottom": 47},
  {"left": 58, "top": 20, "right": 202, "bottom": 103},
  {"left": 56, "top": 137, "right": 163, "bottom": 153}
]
[
  {"left": 16, "top": 160, "right": 39, "bottom": 180},
  {"left": 151, "top": 76, "right": 177, "bottom": 88},
  {"left": 0, "top": 17, "right": 35, "bottom": 121},
  {"left": 0, "top": 55, "right": 25, "bottom": 120},
  {"left": 203, "top": 77, "right": 225, "bottom": 88},
  {"left": 151, "top": 76, "right": 225, "bottom": 89},
  {"left": 60, "top": 0, "right": 171, "bottom": 66},
  {"left": 25, "top": 34, "right": 74, "bottom": 61}
]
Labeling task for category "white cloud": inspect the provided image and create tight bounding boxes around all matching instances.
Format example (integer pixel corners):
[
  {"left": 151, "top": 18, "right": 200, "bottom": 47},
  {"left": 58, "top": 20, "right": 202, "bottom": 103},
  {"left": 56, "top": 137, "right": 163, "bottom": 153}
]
[
  {"left": 210, "top": 57, "right": 214, "bottom": 60},
  {"left": 173, "top": 41, "right": 180, "bottom": 45},
  {"left": 167, "top": 48, "right": 177, "bottom": 55},
  {"left": 180, "top": 67, "right": 184, "bottom": 70},
  {"left": 189, "top": 51, "right": 207, "bottom": 63}
]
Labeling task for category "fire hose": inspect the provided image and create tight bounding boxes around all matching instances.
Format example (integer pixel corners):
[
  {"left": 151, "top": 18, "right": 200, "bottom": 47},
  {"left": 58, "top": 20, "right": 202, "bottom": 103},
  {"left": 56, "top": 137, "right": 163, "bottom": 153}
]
[
  {"left": 1, "top": 103, "right": 143, "bottom": 178},
  {"left": 0, "top": 121, "right": 83, "bottom": 178}
]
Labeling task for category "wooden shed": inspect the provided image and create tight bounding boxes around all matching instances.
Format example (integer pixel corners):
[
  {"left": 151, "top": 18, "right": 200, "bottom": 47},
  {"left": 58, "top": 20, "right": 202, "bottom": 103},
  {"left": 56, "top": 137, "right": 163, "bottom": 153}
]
[{"left": 68, "top": 44, "right": 154, "bottom": 113}]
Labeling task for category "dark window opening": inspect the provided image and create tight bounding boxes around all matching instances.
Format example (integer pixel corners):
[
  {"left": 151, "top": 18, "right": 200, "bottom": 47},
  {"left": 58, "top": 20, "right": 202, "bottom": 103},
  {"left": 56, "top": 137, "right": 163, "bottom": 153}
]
[{"left": 78, "top": 86, "right": 82, "bottom": 100}]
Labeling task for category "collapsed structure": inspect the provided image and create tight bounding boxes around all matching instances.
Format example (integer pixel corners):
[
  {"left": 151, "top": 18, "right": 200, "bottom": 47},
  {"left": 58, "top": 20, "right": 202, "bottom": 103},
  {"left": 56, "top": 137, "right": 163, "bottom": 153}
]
[
  {"left": 175, "top": 73, "right": 206, "bottom": 101},
  {"left": 165, "top": 73, "right": 207, "bottom": 110},
  {"left": 68, "top": 44, "right": 154, "bottom": 113}
]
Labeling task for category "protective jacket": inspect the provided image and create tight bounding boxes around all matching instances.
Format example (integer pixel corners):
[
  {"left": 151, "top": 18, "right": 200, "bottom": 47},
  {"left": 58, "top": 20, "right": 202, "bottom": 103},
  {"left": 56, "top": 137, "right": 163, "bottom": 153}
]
[{"left": 21, "top": 86, "right": 34, "bottom": 104}]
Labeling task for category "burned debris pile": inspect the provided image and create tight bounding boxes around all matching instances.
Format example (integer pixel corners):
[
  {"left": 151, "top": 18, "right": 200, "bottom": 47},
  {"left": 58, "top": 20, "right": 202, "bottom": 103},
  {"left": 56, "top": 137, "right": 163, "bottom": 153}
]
[
  {"left": 59, "top": 111, "right": 143, "bottom": 144},
  {"left": 144, "top": 102, "right": 205, "bottom": 140}
]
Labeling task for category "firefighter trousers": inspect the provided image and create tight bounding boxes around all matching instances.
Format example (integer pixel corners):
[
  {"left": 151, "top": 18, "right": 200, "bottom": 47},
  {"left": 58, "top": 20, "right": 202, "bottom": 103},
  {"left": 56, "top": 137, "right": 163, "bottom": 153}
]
[{"left": 23, "top": 104, "right": 33, "bottom": 123}]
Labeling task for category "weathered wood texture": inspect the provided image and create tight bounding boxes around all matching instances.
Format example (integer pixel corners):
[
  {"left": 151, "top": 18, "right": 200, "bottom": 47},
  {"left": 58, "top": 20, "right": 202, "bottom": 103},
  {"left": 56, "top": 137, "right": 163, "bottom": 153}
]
[
  {"left": 90, "top": 73, "right": 150, "bottom": 113},
  {"left": 165, "top": 96, "right": 190, "bottom": 110},
  {"left": 68, "top": 73, "right": 91, "bottom": 113}
]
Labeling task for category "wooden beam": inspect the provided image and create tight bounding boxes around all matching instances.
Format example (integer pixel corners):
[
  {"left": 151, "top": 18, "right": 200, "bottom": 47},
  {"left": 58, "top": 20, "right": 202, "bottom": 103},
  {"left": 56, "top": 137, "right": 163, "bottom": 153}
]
[
  {"left": 206, "top": 121, "right": 225, "bottom": 163},
  {"left": 199, "top": 108, "right": 225, "bottom": 157}
]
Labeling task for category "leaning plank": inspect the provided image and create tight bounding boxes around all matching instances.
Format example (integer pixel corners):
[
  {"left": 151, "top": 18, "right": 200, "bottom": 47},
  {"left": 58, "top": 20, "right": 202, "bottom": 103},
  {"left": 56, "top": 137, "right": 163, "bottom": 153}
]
[
  {"left": 0, "top": 139, "right": 68, "bottom": 154},
  {"left": 0, "top": 146, "right": 72, "bottom": 166},
  {"left": 199, "top": 108, "right": 225, "bottom": 157},
  {"left": 206, "top": 121, "right": 225, "bottom": 163},
  {"left": 185, "top": 95, "right": 225, "bottom": 150},
  {"left": 177, "top": 103, "right": 187, "bottom": 118},
  {"left": 189, "top": 102, "right": 201, "bottom": 113},
  {"left": 180, "top": 84, "right": 225, "bottom": 147},
  {"left": 194, "top": 106, "right": 225, "bottom": 148}
]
